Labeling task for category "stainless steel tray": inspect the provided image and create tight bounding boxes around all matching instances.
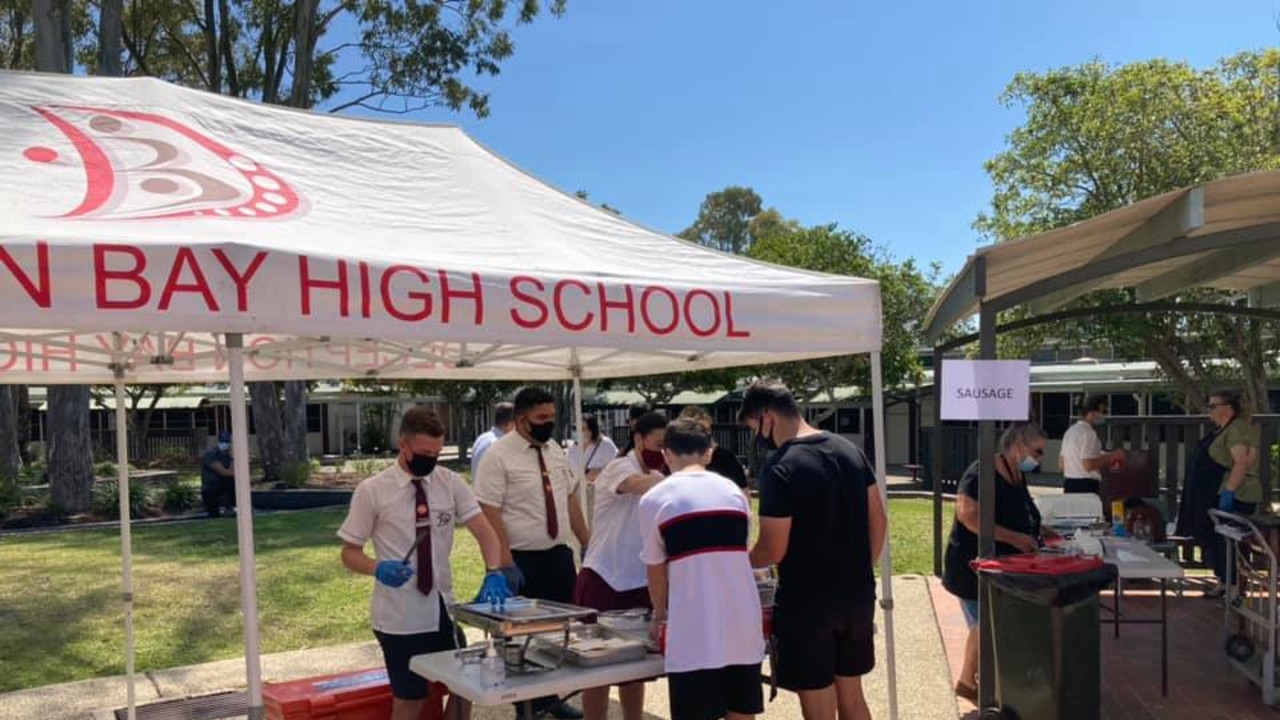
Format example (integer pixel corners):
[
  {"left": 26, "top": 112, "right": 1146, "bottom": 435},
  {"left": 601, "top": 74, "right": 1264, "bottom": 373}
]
[
  {"left": 532, "top": 625, "right": 648, "bottom": 667},
  {"left": 451, "top": 598, "right": 597, "bottom": 637}
]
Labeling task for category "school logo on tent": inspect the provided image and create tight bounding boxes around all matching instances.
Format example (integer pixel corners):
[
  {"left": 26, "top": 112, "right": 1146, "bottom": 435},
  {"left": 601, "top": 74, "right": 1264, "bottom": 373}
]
[{"left": 22, "top": 106, "right": 304, "bottom": 221}]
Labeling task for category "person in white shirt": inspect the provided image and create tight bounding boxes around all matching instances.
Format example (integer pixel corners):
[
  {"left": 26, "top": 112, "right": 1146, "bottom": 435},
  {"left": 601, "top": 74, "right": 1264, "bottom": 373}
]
[
  {"left": 338, "top": 406, "right": 511, "bottom": 720},
  {"left": 471, "top": 401, "right": 515, "bottom": 481},
  {"left": 1059, "top": 395, "right": 1124, "bottom": 495},
  {"left": 575, "top": 411, "right": 669, "bottom": 720},
  {"left": 476, "top": 386, "right": 591, "bottom": 720},
  {"left": 566, "top": 413, "right": 619, "bottom": 486},
  {"left": 638, "top": 417, "right": 765, "bottom": 720}
]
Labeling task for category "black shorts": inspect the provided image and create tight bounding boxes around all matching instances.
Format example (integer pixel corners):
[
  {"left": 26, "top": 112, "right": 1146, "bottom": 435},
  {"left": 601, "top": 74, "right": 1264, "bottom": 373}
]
[
  {"left": 668, "top": 663, "right": 763, "bottom": 720},
  {"left": 1063, "top": 478, "right": 1100, "bottom": 495},
  {"left": 373, "top": 606, "right": 465, "bottom": 700},
  {"left": 511, "top": 545, "right": 577, "bottom": 603},
  {"left": 774, "top": 602, "right": 875, "bottom": 691}
]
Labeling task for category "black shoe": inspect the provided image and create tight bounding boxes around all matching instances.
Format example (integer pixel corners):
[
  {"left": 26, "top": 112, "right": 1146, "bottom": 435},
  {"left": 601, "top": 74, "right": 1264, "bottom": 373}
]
[{"left": 547, "top": 701, "right": 583, "bottom": 720}]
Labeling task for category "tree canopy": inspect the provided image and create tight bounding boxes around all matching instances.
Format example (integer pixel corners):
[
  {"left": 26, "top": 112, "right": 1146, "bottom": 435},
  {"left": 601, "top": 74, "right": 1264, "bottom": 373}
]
[{"left": 975, "top": 50, "right": 1280, "bottom": 412}]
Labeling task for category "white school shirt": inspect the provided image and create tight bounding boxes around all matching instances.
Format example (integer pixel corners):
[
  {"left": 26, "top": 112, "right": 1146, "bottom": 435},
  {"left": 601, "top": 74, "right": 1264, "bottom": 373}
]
[
  {"left": 474, "top": 431, "right": 581, "bottom": 551},
  {"left": 1061, "top": 420, "right": 1103, "bottom": 480},
  {"left": 637, "top": 470, "right": 765, "bottom": 673},
  {"left": 567, "top": 437, "right": 619, "bottom": 478},
  {"left": 583, "top": 452, "right": 655, "bottom": 592},
  {"left": 470, "top": 427, "right": 506, "bottom": 481},
  {"left": 337, "top": 462, "right": 481, "bottom": 635}
]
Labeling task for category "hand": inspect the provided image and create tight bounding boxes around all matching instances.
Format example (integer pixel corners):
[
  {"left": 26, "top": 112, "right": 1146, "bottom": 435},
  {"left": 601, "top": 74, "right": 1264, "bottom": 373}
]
[
  {"left": 499, "top": 564, "right": 525, "bottom": 594},
  {"left": 1011, "top": 533, "right": 1039, "bottom": 553},
  {"left": 476, "top": 570, "right": 513, "bottom": 607},
  {"left": 375, "top": 560, "right": 414, "bottom": 588},
  {"left": 649, "top": 613, "right": 666, "bottom": 645},
  {"left": 1219, "top": 491, "right": 1237, "bottom": 513}
]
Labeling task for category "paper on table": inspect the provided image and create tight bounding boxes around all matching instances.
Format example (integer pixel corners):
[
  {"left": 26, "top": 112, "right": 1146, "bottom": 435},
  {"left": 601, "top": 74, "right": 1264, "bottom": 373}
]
[{"left": 1115, "top": 549, "right": 1147, "bottom": 563}]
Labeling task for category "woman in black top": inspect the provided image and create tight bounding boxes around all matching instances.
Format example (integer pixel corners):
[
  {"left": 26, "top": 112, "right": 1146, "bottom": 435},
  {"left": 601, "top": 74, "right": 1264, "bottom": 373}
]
[
  {"left": 680, "top": 406, "right": 749, "bottom": 489},
  {"left": 942, "top": 423, "right": 1054, "bottom": 703}
]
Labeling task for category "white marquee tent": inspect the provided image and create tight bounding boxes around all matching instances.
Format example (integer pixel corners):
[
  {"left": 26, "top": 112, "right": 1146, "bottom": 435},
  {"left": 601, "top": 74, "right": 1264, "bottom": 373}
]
[{"left": 0, "top": 70, "right": 898, "bottom": 720}]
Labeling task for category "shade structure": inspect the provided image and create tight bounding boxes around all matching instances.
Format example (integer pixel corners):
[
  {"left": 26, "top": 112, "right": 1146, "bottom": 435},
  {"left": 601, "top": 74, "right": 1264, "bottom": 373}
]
[
  {"left": 1, "top": 70, "right": 880, "bottom": 382},
  {"left": 0, "top": 69, "right": 896, "bottom": 720}
]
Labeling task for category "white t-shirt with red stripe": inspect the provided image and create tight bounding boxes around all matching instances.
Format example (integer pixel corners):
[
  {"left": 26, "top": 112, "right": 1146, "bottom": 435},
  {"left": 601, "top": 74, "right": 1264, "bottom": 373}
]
[{"left": 638, "top": 469, "right": 765, "bottom": 673}]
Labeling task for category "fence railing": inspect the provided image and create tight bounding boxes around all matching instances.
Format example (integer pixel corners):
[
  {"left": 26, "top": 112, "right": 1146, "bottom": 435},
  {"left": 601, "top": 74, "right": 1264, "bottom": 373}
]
[{"left": 91, "top": 428, "right": 208, "bottom": 463}]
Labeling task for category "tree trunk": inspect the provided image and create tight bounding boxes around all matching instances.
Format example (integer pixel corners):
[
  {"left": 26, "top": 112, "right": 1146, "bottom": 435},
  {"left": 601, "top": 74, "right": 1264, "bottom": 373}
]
[
  {"left": 250, "top": 382, "right": 285, "bottom": 482},
  {"left": 16, "top": 386, "right": 30, "bottom": 464},
  {"left": 48, "top": 385, "right": 93, "bottom": 512},
  {"left": 283, "top": 380, "right": 309, "bottom": 468},
  {"left": 289, "top": 0, "right": 317, "bottom": 108},
  {"left": 96, "top": 0, "right": 122, "bottom": 76},
  {"left": 33, "top": 0, "right": 71, "bottom": 73},
  {"left": 203, "top": 0, "right": 218, "bottom": 92},
  {"left": 0, "top": 387, "right": 22, "bottom": 480}
]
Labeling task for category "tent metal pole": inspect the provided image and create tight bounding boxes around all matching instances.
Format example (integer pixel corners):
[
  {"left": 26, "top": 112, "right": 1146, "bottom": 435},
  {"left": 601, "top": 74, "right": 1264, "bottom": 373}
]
[
  {"left": 977, "top": 303, "right": 997, "bottom": 710},
  {"left": 571, "top": 358, "right": 590, "bottom": 527},
  {"left": 226, "top": 334, "right": 264, "bottom": 719},
  {"left": 113, "top": 358, "right": 137, "bottom": 720},
  {"left": 932, "top": 347, "right": 944, "bottom": 576},
  {"left": 870, "top": 351, "right": 899, "bottom": 720}
]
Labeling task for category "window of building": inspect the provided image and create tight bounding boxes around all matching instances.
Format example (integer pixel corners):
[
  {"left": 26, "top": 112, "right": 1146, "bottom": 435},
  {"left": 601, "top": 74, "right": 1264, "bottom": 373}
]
[{"left": 1040, "top": 393, "right": 1072, "bottom": 438}]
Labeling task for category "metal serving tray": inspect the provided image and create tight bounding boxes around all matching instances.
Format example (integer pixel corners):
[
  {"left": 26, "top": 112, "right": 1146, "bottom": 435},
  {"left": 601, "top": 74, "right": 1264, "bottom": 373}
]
[
  {"left": 531, "top": 625, "right": 648, "bottom": 668},
  {"left": 450, "top": 598, "right": 597, "bottom": 638}
]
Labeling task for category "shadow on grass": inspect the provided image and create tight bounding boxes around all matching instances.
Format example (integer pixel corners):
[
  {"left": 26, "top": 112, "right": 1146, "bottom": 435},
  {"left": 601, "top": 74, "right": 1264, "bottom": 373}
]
[{"left": 0, "top": 582, "right": 120, "bottom": 692}]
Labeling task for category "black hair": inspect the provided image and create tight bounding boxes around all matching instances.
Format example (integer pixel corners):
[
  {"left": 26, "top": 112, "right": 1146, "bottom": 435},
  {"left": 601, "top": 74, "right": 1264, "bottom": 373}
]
[
  {"left": 1210, "top": 389, "right": 1246, "bottom": 417},
  {"left": 1079, "top": 395, "right": 1109, "bottom": 417},
  {"left": 513, "top": 386, "right": 555, "bottom": 415},
  {"left": 738, "top": 379, "right": 801, "bottom": 421},
  {"left": 664, "top": 417, "right": 712, "bottom": 457},
  {"left": 628, "top": 403, "right": 651, "bottom": 423},
  {"left": 582, "top": 413, "right": 600, "bottom": 441},
  {"left": 633, "top": 411, "right": 669, "bottom": 443},
  {"left": 493, "top": 401, "right": 515, "bottom": 427}
]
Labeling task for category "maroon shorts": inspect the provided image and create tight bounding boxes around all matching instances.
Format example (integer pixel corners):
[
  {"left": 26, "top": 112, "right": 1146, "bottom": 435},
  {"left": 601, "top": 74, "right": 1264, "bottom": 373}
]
[{"left": 572, "top": 567, "right": 651, "bottom": 612}]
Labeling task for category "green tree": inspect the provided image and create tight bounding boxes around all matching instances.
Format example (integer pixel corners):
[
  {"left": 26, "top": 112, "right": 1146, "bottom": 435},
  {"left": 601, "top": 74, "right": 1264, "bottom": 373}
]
[
  {"left": 679, "top": 186, "right": 794, "bottom": 254},
  {"left": 975, "top": 51, "right": 1280, "bottom": 411},
  {"left": 747, "top": 224, "right": 943, "bottom": 400}
]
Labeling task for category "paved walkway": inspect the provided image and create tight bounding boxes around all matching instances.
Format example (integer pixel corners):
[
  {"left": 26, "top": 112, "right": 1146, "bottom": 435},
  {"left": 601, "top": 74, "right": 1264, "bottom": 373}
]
[{"left": 0, "top": 576, "right": 959, "bottom": 720}]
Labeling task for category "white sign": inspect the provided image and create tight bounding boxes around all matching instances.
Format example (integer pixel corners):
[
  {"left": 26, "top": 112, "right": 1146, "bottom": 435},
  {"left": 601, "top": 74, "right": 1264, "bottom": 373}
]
[{"left": 940, "top": 360, "right": 1031, "bottom": 421}]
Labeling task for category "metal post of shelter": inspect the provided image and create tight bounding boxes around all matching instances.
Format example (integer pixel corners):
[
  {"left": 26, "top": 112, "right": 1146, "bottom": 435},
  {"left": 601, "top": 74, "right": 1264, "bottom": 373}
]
[{"left": 977, "top": 300, "right": 997, "bottom": 710}]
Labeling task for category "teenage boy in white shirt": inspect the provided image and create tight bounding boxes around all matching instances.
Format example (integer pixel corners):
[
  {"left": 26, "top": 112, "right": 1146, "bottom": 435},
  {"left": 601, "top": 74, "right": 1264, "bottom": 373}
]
[
  {"left": 339, "top": 406, "right": 511, "bottom": 720},
  {"left": 638, "top": 417, "right": 765, "bottom": 720}
]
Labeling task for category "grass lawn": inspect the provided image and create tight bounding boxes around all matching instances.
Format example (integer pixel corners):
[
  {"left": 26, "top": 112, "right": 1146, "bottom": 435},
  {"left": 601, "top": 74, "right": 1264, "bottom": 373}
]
[{"left": 0, "top": 498, "right": 937, "bottom": 694}]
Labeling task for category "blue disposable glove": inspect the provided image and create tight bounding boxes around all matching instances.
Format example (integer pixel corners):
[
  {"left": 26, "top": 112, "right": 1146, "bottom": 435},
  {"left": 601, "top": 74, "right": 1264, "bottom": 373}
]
[
  {"left": 375, "top": 560, "right": 414, "bottom": 588},
  {"left": 1219, "top": 491, "right": 1237, "bottom": 513},
  {"left": 476, "top": 571, "right": 513, "bottom": 607},
  {"left": 499, "top": 564, "right": 525, "bottom": 594}
]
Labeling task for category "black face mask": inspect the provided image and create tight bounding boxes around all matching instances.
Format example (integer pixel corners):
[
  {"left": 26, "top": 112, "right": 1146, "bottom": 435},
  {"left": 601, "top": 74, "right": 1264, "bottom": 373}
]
[
  {"left": 406, "top": 453, "right": 437, "bottom": 477},
  {"left": 755, "top": 417, "right": 776, "bottom": 452},
  {"left": 527, "top": 420, "right": 556, "bottom": 444}
]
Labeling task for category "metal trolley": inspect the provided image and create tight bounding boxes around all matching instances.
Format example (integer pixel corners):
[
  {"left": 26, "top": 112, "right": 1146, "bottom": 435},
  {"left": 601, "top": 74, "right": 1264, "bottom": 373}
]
[{"left": 1209, "top": 509, "right": 1280, "bottom": 705}]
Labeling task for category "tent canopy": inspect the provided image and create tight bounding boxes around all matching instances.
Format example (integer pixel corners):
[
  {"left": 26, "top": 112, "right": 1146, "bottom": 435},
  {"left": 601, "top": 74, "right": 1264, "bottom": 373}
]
[
  {"left": 924, "top": 170, "right": 1280, "bottom": 340},
  {"left": 0, "top": 70, "right": 881, "bottom": 384}
]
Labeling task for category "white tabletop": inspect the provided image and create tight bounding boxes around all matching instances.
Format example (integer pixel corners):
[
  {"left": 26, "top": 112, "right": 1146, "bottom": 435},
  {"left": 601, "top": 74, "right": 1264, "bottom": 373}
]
[
  {"left": 410, "top": 648, "right": 666, "bottom": 705},
  {"left": 1095, "top": 537, "right": 1184, "bottom": 580}
]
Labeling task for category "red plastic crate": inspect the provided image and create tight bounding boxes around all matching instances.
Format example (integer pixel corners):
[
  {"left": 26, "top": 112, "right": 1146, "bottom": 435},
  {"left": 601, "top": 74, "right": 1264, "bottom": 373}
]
[{"left": 264, "top": 667, "right": 447, "bottom": 720}]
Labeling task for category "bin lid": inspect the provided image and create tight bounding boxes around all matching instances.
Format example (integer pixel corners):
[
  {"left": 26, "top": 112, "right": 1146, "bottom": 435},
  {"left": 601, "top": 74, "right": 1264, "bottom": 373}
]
[{"left": 972, "top": 553, "right": 1105, "bottom": 576}]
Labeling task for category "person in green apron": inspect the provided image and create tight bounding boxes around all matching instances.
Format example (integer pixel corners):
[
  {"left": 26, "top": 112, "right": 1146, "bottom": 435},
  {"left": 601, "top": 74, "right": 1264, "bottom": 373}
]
[{"left": 1182, "top": 390, "right": 1262, "bottom": 598}]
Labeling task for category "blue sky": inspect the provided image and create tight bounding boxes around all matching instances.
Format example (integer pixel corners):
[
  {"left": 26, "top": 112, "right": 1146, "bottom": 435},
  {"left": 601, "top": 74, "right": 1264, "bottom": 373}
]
[{"left": 341, "top": 0, "right": 1279, "bottom": 279}]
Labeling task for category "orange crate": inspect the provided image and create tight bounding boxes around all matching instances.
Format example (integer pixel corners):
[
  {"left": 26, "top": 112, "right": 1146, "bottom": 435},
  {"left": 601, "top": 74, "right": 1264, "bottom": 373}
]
[{"left": 264, "top": 667, "right": 447, "bottom": 720}]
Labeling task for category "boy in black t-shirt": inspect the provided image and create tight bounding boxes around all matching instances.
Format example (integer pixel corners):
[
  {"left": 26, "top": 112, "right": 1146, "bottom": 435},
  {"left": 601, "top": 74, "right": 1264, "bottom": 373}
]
[{"left": 741, "top": 380, "right": 887, "bottom": 720}]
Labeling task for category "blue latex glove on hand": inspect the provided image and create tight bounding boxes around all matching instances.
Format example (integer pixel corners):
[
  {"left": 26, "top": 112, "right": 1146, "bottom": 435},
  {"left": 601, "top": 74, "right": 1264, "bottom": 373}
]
[
  {"left": 375, "top": 560, "right": 414, "bottom": 588},
  {"left": 476, "top": 571, "right": 513, "bottom": 607},
  {"left": 1219, "top": 491, "right": 1237, "bottom": 513},
  {"left": 499, "top": 565, "right": 525, "bottom": 594}
]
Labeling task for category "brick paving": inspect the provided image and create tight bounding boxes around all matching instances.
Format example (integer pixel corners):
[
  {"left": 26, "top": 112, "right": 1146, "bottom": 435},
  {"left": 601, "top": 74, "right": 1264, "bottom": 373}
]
[{"left": 927, "top": 576, "right": 1280, "bottom": 719}]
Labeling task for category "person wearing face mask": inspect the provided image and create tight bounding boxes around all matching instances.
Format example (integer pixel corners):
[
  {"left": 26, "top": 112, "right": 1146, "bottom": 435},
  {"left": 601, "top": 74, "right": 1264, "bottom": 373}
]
[
  {"left": 338, "top": 406, "right": 509, "bottom": 720},
  {"left": 740, "top": 380, "right": 887, "bottom": 720},
  {"left": 942, "top": 423, "right": 1056, "bottom": 704},
  {"left": 1059, "top": 395, "right": 1125, "bottom": 496},
  {"left": 573, "top": 411, "right": 669, "bottom": 720},
  {"left": 475, "top": 386, "right": 590, "bottom": 720},
  {"left": 200, "top": 430, "right": 237, "bottom": 518}
]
